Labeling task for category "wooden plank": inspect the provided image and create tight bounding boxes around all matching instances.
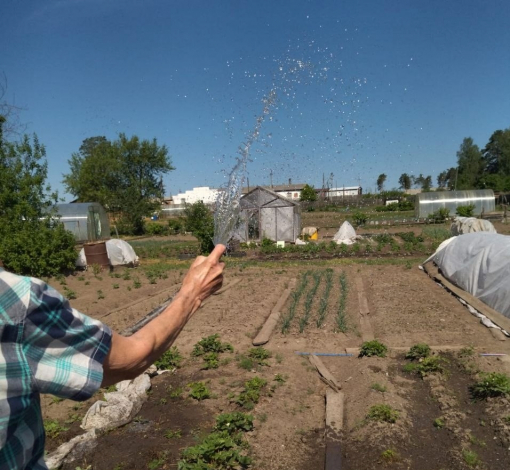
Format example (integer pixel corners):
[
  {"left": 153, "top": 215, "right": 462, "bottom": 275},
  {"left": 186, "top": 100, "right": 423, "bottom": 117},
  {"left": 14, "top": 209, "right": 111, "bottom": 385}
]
[
  {"left": 308, "top": 354, "right": 341, "bottom": 392},
  {"left": 422, "top": 262, "right": 510, "bottom": 334},
  {"left": 252, "top": 279, "right": 296, "bottom": 346},
  {"left": 325, "top": 390, "right": 344, "bottom": 470}
]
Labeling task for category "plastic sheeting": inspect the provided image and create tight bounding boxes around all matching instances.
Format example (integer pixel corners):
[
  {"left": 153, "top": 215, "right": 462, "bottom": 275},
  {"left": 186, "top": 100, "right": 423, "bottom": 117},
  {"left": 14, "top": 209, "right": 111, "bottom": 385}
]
[
  {"left": 430, "top": 232, "right": 510, "bottom": 318},
  {"left": 76, "top": 239, "right": 139, "bottom": 267},
  {"left": 450, "top": 217, "right": 496, "bottom": 236},
  {"left": 333, "top": 221, "right": 357, "bottom": 245}
]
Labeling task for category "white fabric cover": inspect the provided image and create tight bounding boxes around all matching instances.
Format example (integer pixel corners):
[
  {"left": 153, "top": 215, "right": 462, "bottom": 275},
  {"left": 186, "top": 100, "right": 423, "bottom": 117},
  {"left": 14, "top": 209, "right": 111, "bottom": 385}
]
[
  {"left": 450, "top": 217, "right": 496, "bottom": 236},
  {"left": 431, "top": 232, "right": 510, "bottom": 318},
  {"left": 333, "top": 221, "right": 357, "bottom": 245},
  {"left": 76, "top": 239, "right": 139, "bottom": 267}
]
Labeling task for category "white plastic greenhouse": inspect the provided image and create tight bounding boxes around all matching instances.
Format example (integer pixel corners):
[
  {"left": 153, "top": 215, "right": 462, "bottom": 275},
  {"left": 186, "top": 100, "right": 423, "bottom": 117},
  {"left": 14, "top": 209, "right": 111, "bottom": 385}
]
[
  {"left": 414, "top": 189, "right": 495, "bottom": 219},
  {"left": 235, "top": 187, "right": 301, "bottom": 242},
  {"left": 56, "top": 203, "right": 111, "bottom": 242}
]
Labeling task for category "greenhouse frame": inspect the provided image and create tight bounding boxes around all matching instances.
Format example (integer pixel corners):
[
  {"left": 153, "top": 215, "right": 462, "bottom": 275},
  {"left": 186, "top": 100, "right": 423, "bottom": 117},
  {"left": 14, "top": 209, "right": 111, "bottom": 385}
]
[
  {"left": 414, "top": 189, "right": 495, "bottom": 219},
  {"left": 235, "top": 186, "right": 301, "bottom": 242},
  {"left": 56, "top": 203, "right": 111, "bottom": 242}
]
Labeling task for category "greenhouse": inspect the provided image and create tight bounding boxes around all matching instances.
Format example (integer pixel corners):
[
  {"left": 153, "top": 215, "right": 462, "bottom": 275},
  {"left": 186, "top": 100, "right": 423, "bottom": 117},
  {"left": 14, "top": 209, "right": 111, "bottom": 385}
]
[
  {"left": 56, "top": 203, "right": 111, "bottom": 242},
  {"left": 414, "top": 189, "right": 495, "bottom": 219},
  {"left": 235, "top": 186, "right": 301, "bottom": 242}
]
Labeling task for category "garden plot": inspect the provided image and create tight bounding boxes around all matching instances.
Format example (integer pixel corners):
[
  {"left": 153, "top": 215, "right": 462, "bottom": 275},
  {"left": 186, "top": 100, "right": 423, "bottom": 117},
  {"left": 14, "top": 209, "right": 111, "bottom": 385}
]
[{"left": 41, "top": 262, "right": 510, "bottom": 470}]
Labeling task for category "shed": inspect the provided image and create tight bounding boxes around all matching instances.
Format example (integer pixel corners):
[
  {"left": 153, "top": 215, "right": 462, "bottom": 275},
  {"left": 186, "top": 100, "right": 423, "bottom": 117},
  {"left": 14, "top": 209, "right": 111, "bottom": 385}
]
[
  {"left": 56, "top": 203, "right": 111, "bottom": 242},
  {"left": 414, "top": 190, "right": 495, "bottom": 219},
  {"left": 236, "top": 187, "right": 301, "bottom": 242}
]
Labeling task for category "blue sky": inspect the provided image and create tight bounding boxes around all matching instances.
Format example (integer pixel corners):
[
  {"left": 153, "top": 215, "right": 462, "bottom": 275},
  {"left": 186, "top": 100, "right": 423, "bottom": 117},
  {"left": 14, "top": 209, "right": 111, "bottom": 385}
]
[{"left": 1, "top": 0, "right": 510, "bottom": 198}]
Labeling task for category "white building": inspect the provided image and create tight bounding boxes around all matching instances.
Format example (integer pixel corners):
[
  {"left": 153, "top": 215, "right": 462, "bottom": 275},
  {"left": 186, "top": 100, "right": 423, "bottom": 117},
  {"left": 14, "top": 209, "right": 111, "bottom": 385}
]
[{"left": 171, "top": 186, "right": 219, "bottom": 205}]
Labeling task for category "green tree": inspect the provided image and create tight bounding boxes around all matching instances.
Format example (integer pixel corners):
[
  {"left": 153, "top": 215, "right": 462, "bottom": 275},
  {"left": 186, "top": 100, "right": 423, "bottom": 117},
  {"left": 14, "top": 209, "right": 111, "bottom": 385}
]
[
  {"left": 0, "top": 118, "right": 77, "bottom": 276},
  {"left": 437, "top": 167, "right": 457, "bottom": 190},
  {"left": 398, "top": 173, "right": 411, "bottom": 191},
  {"left": 482, "top": 128, "right": 510, "bottom": 176},
  {"left": 183, "top": 201, "right": 214, "bottom": 254},
  {"left": 456, "top": 137, "right": 483, "bottom": 189},
  {"left": 63, "top": 134, "right": 174, "bottom": 235},
  {"left": 421, "top": 175, "right": 432, "bottom": 192},
  {"left": 300, "top": 184, "right": 317, "bottom": 202},
  {"left": 376, "top": 174, "right": 387, "bottom": 192}
]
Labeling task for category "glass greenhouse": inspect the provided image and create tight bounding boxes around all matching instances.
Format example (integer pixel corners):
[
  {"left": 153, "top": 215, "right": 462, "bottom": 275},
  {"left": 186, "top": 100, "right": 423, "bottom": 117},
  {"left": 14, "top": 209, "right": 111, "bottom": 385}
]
[
  {"left": 235, "top": 187, "right": 301, "bottom": 242},
  {"left": 56, "top": 203, "right": 111, "bottom": 242},
  {"left": 414, "top": 189, "right": 495, "bottom": 219}
]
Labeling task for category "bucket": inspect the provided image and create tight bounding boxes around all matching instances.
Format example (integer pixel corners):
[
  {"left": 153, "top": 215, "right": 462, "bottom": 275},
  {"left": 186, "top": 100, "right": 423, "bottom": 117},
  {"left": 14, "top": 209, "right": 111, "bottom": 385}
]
[{"left": 84, "top": 241, "right": 110, "bottom": 270}]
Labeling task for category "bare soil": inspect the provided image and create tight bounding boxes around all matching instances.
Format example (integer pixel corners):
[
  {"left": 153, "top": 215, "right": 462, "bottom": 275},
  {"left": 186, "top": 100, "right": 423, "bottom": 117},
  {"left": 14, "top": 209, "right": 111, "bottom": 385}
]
[{"left": 42, "top": 251, "right": 510, "bottom": 469}]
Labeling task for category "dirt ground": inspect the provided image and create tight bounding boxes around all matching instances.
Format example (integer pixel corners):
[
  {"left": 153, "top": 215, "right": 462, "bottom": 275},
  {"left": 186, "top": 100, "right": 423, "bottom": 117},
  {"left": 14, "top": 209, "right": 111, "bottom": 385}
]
[{"left": 41, "top": 257, "right": 510, "bottom": 470}]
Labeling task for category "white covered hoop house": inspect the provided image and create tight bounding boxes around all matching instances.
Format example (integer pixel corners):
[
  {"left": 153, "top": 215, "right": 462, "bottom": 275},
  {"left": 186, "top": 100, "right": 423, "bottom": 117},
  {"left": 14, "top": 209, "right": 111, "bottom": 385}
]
[
  {"left": 56, "top": 203, "right": 111, "bottom": 242},
  {"left": 236, "top": 186, "right": 301, "bottom": 242},
  {"left": 414, "top": 189, "right": 495, "bottom": 219}
]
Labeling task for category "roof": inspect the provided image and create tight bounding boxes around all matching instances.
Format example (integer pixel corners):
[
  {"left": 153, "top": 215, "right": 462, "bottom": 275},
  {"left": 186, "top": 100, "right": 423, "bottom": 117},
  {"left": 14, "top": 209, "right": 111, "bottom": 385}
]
[
  {"left": 241, "top": 186, "right": 300, "bottom": 208},
  {"left": 242, "top": 183, "right": 307, "bottom": 194}
]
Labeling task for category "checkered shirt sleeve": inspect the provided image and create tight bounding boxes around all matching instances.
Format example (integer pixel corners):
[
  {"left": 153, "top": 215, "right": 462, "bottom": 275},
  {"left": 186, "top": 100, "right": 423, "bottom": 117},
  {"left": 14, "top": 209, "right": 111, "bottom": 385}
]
[{"left": 0, "top": 271, "right": 112, "bottom": 469}]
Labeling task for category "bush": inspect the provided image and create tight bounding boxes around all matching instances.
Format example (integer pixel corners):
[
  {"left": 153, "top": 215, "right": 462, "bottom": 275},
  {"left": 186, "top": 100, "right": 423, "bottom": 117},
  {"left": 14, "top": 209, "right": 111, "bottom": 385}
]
[
  {"left": 183, "top": 201, "right": 214, "bottom": 254},
  {"left": 167, "top": 218, "right": 184, "bottom": 234},
  {"left": 154, "top": 346, "right": 183, "bottom": 370},
  {"left": 470, "top": 372, "right": 510, "bottom": 399},
  {"left": 145, "top": 222, "right": 170, "bottom": 236},
  {"left": 351, "top": 211, "right": 368, "bottom": 226},
  {"left": 405, "top": 343, "right": 431, "bottom": 361},
  {"left": 456, "top": 204, "right": 475, "bottom": 217},
  {"left": 367, "top": 404, "right": 399, "bottom": 423},
  {"left": 359, "top": 340, "right": 388, "bottom": 358},
  {"left": 427, "top": 208, "right": 450, "bottom": 223}
]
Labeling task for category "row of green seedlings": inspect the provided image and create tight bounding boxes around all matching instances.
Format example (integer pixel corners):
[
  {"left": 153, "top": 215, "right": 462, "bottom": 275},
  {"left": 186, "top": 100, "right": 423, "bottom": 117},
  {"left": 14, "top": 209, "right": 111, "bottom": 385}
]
[
  {"left": 281, "top": 269, "right": 349, "bottom": 334},
  {"left": 359, "top": 341, "right": 510, "bottom": 467}
]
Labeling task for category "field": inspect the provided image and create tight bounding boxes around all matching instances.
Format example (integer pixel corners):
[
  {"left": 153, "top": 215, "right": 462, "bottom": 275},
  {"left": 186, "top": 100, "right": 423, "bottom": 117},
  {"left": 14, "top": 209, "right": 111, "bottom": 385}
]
[{"left": 41, "top": 216, "right": 510, "bottom": 470}]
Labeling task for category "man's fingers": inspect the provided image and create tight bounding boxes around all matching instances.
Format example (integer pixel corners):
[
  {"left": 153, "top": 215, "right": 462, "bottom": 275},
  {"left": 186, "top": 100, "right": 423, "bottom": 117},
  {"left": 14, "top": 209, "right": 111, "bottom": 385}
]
[{"left": 208, "top": 244, "right": 226, "bottom": 264}]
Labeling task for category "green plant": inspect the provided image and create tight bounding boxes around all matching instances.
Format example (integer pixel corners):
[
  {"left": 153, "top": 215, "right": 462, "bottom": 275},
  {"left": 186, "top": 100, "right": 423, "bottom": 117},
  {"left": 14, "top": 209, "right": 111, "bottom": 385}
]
[
  {"left": 133, "top": 277, "right": 142, "bottom": 289},
  {"left": 43, "top": 419, "right": 69, "bottom": 439},
  {"left": 405, "top": 343, "right": 431, "bottom": 360},
  {"left": 202, "top": 351, "right": 220, "bottom": 370},
  {"left": 183, "top": 201, "right": 215, "bottom": 254},
  {"left": 299, "top": 270, "right": 323, "bottom": 333},
  {"left": 462, "top": 449, "right": 481, "bottom": 468},
  {"left": 215, "top": 412, "right": 254, "bottom": 434},
  {"left": 112, "top": 283, "right": 119, "bottom": 289},
  {"left": 97, "top": 289, "right": 105, "bottom": 300},
  {"left": 456, "top": 204, "right": 475, "bottom": 217},
  {"left": 168, "top": 386, "right": 184, "bottom": 399},
  {"left": 77, "top": 276, "right": 85, "bottom": 281},
  {"left": 91, "top": 264, "right": 102, "bottom": 276},
  {"left": 404, "top": 355, "right": 446, "bottom": 377},
  {"left": 274, "top": 374, "right": 287, "bottom": 384},
  {"left": 147, "top": 453, "right": 167, "bottom": 470},
  {"left": 370, "top": 383, "right": 387, "bottom": 393},
  {"left": 366, "top": 404, "right": 399, "bottom": 423},
  {"left": 335, "top": 271, "right": 349, "bottom": 332},
  {"left": 235, "top": 377, "right": 267, "bottom": 409},
  {"left": 275, "top": 353, "right": 284, "bottom": 363},
  {"left": 236, "top": 355, "right": 255, "bottom": 371},
  {"left": 192, "top": 334, "right": 233, "bottom": 356},
  {"left": 164, "top": 429, "right": 182, "bottom": 439},
  {"left": 433, "top": 418, "right": 445, "bottom": 429},
  {"left": 381, "top": 449, "right": 398, "bottom": 462},
  {"left": 317, "top": 269, "right": 333, "bottom": 328},
  {"left": 281, "top": 271, "right": 310, "bottom": 333},
  {"left": 248, "top": 347, "right": 272, "bottom": 365},
  {"left": 359, "top": 340, "right": 388, "bottom": 358},
  {"left": 188, "top": 382, "right": 211, "bottom": 401},
  {"left": 154, "top": 346, "right": 183, "bottom": 370},
  {"left": 427, "top": 207, "right": 450, "bottom": 223},
  {"left": 459, "top": 346, "right": 475, "bottom": 358},
  {"left": 470, "top": 372, "right": 510, "bottom": 399},
  {"left": 352, "top": 211, "right": 368, "bottom": 226}
]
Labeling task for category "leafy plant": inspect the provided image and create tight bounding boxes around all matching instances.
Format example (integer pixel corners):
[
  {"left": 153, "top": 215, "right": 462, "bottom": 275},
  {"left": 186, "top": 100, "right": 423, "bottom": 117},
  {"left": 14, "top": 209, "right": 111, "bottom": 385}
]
[
  {"left": 381, "top": 449, "right": 398, "bottom": 462},
  {"left": 352, "top": 211, "right": 368, "bottom": 226},
  {"left": 281, "top": 271, "right": 310, "bottom": 333},
  {"left": 63, "top": 288, "right": 77, "bottom": 300},
  {"left": 433, "top": 418, "right": 445, "bottom": 429},
  {"left": 164, "top": 429, "right": 182, "bottom": 439},
  {"left": 317, "top": 269, "right": 333, "bottom": 328},
  {"left": 359, "top": 340, "right": 388, "bottom": 358},
  {"left": 299, "top": 270, "right": 322, "bottom": 333},
  {"left": 248, "top": 347, "right": 272, "bottom": 366},
  {"left": 188, "top": 382, "right": 211, "bottom": 401},
  {"left": 43, "top": 419, "right": 69, "bottom": 439},
  {"left": 202, "top": 352, "right": 220, "bottom": 370},
  {"left": 366, "top": 404, "right": 399, "bottom": 423},
  {"left": 404, "top": 355, "right": 446, "bottom": 377},
  {"left": 154, "top": 346, "right": 183, "bottom": 370},
  {"left": 405, "top": 343, "right": 431, "bottom": 360},
  {"left": 427, "top": 207, "right": 450, "bottom": 223},
  {"left": 335, "top": 271, "right": 349, "bottom": 332},
  {"left": 470, "top": 372, "right": 510, "bottom": 399},
  {"left": 370, "top": 383, "right": 387, "bottom": 393},
  {"left": 183, "top": 201, "right": 215, "bottom": 254},
  {"left": 235, "top": 377, "right": 267, "bottom": 409},
  {"left": 97, "top": 289, "right": 105, "bottom": 300},
  {"left": 456, "top": 204, "right": 475, "bottom": 217},
  {"left": 274, "top": 374, "right": 287, "bottom": 384},
  {"left": 462, "top": 449, "right": 481, "bottom": 468},
  {"left": 215, "top": 412, "right": 254, "bottom": 434},
  {"left": 192, "top": 334, "right": 233, "bottom": 356},
  {"left": 236, "top": 355, "right": 255, "bottom": 371}
]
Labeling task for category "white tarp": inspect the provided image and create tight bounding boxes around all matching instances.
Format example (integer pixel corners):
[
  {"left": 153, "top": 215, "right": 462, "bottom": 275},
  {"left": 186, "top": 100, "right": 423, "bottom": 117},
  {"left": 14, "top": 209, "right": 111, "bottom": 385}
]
[
  {"left": 333, "top": 221, "right": 357, "bottom": 245},
  {"left": 450, "top": 217, "right": 496, "bottom": 236},
  {"left": 76, "top": 239, "right": 139, "bottom": 267},
  {"left": 430, "top": 232, "right": 510, "bottom": 319}
]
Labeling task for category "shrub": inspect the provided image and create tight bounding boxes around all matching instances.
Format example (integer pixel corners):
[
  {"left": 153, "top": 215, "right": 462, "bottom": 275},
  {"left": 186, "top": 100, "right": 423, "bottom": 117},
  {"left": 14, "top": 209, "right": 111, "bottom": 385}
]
[
  {"left": 192, "top": 334, "right": 233, "bottom": 356},
  {"left": 470, "top": 372, "right": 510, "bottom": 399},
  {"left": 248, "top": 347, "right": 272, "bottom": 366},
  {"left": 456, "top": 204, "right": 475, "bottom": 217},
  {"left": 405, "top": 343, "right": 431, "bottom": 360},
  {"left": 261, "top": 237, "right": 274, "bottom": 247},
  {"left": 183, "top": 201, "right": 214, "bottom": 254},
  {"left": 235, "top": 377, "right": 267, "bottom": 409},
  {"left": 188, "top": 382, "right": 211, "bottom": 401},
  {"left": 167, "top": 218, "right": 184, "bottom": 234},
  {"left": 145, "top": 222, "right": 170, "bottom": 236},
  {"left": 367, "top": 404, "right": 399, "bottom": 423},
  {"left": 351, "top": 211, "right": 368, "bottom": 226},
  {"left": 427, "top": 208, "right": 450, "bottom": 223},
  {"left": 359, "top": 340, "right": 388, "bottom": 358}
]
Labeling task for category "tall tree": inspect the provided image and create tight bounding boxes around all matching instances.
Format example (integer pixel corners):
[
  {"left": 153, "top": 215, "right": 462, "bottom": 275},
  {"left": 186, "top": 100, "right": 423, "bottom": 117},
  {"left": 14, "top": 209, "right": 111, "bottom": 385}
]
[
  {"left": 300, "top": 184, "right": 317, "bottom": 202},
  {"left": 398, "top": 173, "right": 412, "bottom": 190},
  {"left": 421, "top": 175, "right": 432, "bottom": 192},
  {"left": 63, "top": 134, "right": 174, "bottom": 234},
  {"left": 456, "top": 137, "right": 483, "bottom": 189},
  {"left": 376, "top": 173, "right": 387, "bottom": 192},
  {"left": 482, "top": 128, "right": 510, "bottom": 176},
  {"left": 0, "top": 118, "right": 76, "bottom": 276},
  {"left": 437, "top": 167, "right": 457, "bottom": 190}
]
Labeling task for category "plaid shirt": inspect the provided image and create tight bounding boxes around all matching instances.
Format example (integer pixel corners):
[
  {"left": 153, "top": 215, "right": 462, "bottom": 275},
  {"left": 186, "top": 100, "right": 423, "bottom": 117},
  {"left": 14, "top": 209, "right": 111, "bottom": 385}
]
[{"left": 0, "top": 269, "right": 112, "bottom": 470}]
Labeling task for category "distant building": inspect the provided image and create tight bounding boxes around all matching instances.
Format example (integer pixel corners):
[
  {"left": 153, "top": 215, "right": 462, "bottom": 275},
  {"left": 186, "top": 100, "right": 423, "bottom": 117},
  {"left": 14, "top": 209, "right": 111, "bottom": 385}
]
[{"left": 326, "top": 186, "right": 362, "bottom": 197}]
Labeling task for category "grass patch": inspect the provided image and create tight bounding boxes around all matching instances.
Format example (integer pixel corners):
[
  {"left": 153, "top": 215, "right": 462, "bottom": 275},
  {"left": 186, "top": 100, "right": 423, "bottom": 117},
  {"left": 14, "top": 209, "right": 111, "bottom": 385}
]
[
  {"left": 43, "top": 419, "right": 69, "bottom": 439},
  {"left": 359, "top": 340, "right": 387, "bottom": 358},
  {"left": 164, "top": 429, "right": 182, "bottom": 439},
  {"left": 370, "top": 383, "right": 387, "bottom": 393},
  {"left": 366, "top": 404, "right": 399, "bottom": 423},
  {"left": 381, "top": 449, "right": 398, "bottom": 462},
  {"left": 462, "top": 449, "right": 482, "bottom": 468}
]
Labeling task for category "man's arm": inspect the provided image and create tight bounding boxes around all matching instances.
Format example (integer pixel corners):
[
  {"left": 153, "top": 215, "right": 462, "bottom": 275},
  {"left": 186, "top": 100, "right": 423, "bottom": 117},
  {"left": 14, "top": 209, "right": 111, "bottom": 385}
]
[{"left": 101, "top": 244, "right": 225, "bottom": 386}]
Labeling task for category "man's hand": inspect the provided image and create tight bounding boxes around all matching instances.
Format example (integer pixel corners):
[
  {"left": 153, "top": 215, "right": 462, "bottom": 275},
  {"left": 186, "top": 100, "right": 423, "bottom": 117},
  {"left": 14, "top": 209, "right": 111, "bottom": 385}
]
[{"left": 174, "top": 243, "right": 226, "bottom": 315}]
